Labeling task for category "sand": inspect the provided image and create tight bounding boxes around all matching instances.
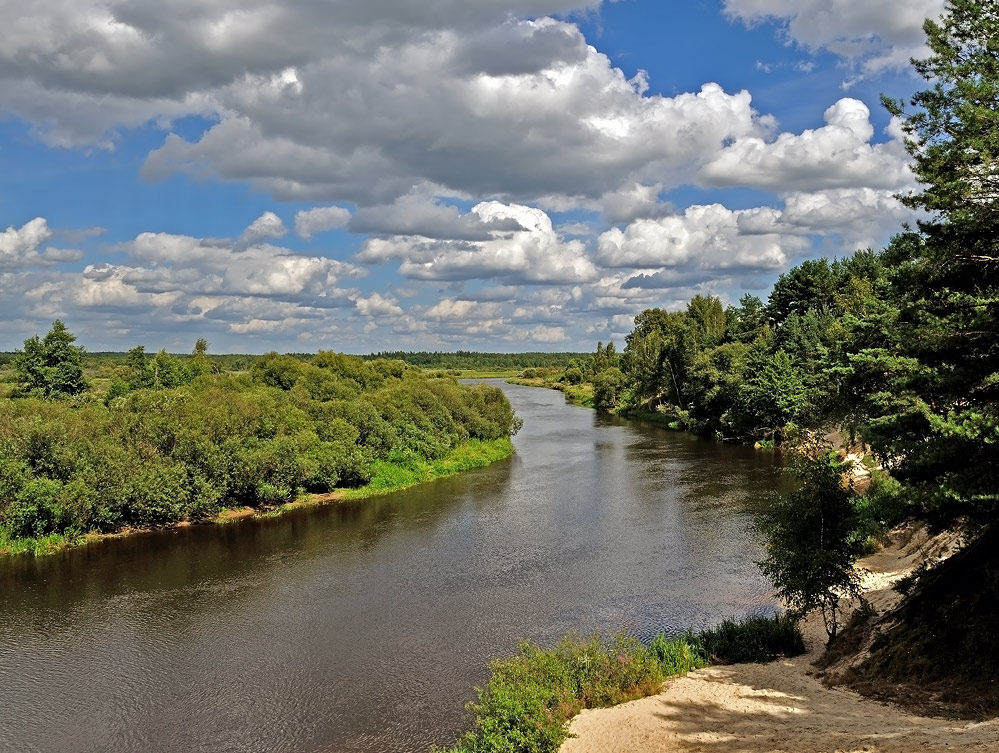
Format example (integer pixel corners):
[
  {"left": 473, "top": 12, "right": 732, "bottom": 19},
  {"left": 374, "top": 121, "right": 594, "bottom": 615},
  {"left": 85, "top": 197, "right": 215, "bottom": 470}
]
[{"left": 561, "top": 529, "right": 999, "bottom": 753}]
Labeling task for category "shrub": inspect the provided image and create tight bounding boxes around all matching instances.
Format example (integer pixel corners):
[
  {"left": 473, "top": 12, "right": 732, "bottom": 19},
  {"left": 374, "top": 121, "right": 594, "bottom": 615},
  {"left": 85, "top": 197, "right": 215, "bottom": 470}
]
[
  {"left": 125, "top": 462, "right": 189, "bottom": 527},
  {"left": 443, "top": 615, "right": 804, "bottom": 753},
  {"left": 649, "top": 634, "right": 709, "bottom": 675},
  {"left": 4, "top": 478, "right": 65, "bottom": 538},
  {"left": 697, "top": 613, "right": 805, "bottom": 664},
  {"left": 758, "top": 450, "right": 865, "bottom": 644}
]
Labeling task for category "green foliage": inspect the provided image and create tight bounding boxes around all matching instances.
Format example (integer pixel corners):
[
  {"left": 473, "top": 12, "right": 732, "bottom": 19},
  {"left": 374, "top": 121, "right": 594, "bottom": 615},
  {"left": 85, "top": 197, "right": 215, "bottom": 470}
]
[
  {"left": 367, "top": 351, "right": 588, "bottom": 371},
  {"left": 696, "top": 613, "right": 806, "bottom": 664},
  {"left": 727, "top": 294, "right": 767, "bottom": 343},
  {"left": 442, "top": 635, "right": 670, "bottom": 753},
  {"left": 685, "top": 295, "right": 726, "bottom": 349},
  {"left": 12, "top": 321, "right": 88, "bottom": 398},
  {"left": 767, "top": 259, "right": 838, "bottom": 328},
  {"left": 4, "top": 478, "right": 67, "bottom": 538},
  {"left": 851, "top": 471, "right": 909, "bottom": 548},
  {"left": 592, "top": 367, "right": 626, "bottom": 412},
  {"left": 0, "top": 336, "right": 522, "bottom": 551},
  {"left": 443, "top": 616, "right": 803, "bottom": 753},
  {"left": 648, "top": 633, "right": 708, "bottom": 676},
  {"left": 590, "top": 341, "right": 619, "bottom": 377},
  {"left": 622, "top": 308, "right": 692, "bottom": 410},
  {"left": 737, "top": 349, "right": 808, "bottom": 440},
  {"left": 757, "top": 451, "right": 865, "bottom": 644},
  {"left": 872, "top": 0, "right": 999, "bottom": 530}
]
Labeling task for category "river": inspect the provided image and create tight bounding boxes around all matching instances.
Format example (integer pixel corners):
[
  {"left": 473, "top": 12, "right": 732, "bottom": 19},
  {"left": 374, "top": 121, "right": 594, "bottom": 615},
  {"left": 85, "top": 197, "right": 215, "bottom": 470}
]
[{"left": 0, "top": 380, "right": 784, "bottom": 753}]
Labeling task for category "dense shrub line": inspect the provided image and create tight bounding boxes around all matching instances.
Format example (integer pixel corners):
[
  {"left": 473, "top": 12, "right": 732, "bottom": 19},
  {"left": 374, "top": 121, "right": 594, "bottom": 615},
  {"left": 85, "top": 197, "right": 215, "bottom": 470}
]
[
  {"left": 441, "top": 614, "right": 803, "bottom": 753},
  {"left": 0, "top": 346, "right": 520, "bottom": 553}
]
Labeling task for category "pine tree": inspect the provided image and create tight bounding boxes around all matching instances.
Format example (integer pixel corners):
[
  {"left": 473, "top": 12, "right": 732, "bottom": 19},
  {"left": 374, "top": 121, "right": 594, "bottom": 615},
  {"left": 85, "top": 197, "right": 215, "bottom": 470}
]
[{"left": 873, "top": 0, "right": 999, "bottom": 527}]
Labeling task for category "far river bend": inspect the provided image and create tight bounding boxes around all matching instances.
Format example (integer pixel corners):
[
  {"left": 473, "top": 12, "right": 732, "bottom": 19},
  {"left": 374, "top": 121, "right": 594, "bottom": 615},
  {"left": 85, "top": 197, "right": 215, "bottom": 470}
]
[{"left": 0, "top": 380, "right": 784, "bottom": 753}]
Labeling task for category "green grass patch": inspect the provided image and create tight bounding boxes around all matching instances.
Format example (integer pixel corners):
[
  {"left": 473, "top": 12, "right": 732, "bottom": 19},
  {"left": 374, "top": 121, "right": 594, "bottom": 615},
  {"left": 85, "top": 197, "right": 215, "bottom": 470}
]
[
  {"left": 558, "top": 383, "right": 595, "bottom": 408},
  {"left": 0, "top": 529, "right": 82, "bottom": 557},
  {"left": 339, "top": 438, "right": 514, "bottom": 501},
  {"left": 506, "top": 377, "right": 596, "bottom": 409},
  {"left": 441, "top": 614, "right": 804, "bottom": 753}
]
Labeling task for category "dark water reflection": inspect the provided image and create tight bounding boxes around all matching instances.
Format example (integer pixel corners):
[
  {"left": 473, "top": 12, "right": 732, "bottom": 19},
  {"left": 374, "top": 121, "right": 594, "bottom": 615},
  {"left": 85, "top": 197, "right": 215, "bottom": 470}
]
[{"left": 0, "top": 381, "right": 783, "bottom": 753}]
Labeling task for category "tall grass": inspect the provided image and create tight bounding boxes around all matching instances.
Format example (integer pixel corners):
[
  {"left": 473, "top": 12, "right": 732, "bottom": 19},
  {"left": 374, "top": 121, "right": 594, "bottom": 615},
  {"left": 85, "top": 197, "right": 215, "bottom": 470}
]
[
  {"left": 339, "top": 438, "right": 514, "bottom": 500},
  {"left": 696, "top": 613, "right": 805, "bottom": 664},
  {"left": 440, "top": 614, "right": 804, "bottom": 753}
]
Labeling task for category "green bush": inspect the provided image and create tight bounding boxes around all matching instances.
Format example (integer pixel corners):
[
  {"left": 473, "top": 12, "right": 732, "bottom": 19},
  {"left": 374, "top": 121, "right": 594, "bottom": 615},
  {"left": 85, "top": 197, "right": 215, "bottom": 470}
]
[
  {"left": 4, "top": 478, "right": 66, "bottom": 538},
  {"left": 443, "top": 615, "right": 804, "bottom": 753},
  {"left": 126, "top": 462, "right": 189, "bottom": 527},
  {"left": 1, "top": 345, "right": 521, "bottom": 548},
  {"left": 697, "top": 613, "right": 805, "bottom": 664}
]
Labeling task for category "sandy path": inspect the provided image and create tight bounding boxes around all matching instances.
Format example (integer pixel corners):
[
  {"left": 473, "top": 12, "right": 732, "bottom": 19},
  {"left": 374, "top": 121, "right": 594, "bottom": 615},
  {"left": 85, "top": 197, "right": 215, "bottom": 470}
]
[{"left": 562, "top": 530, "right": 999, "bottom": 753}]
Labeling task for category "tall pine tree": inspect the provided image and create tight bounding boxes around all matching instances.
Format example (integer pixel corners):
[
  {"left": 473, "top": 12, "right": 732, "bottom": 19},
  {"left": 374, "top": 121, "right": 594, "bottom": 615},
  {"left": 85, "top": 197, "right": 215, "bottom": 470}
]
[{"left": 873, "top": 0, "right": 999, "bottom": 527}]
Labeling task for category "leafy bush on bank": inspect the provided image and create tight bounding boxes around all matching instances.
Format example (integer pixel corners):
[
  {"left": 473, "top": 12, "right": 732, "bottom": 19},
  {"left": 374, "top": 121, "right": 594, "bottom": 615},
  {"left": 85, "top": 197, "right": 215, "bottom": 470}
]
[
  {"left": 1, "top": 342, "right": 521, "bottom": 554},
  {"left": 441, "top": 614, "right": 804, "bottom": 753}
]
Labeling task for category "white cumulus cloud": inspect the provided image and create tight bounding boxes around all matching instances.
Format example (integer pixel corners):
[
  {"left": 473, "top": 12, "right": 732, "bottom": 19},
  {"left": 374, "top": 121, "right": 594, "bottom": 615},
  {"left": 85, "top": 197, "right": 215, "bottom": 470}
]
[
  {"left": 724, "top": 0, "right": 944, "bottom": 79},
  {"left": 239, "top": 211, "right": 288, "bottom": 245},
  {"left": 700, "top": 99, "right": 913, "bottom": 191},
  {"left": 295, "top": 205, "right": 351, "bottom": 240},
  {"left": 358, "top": 201, "right": 598, "bottom": 285}
]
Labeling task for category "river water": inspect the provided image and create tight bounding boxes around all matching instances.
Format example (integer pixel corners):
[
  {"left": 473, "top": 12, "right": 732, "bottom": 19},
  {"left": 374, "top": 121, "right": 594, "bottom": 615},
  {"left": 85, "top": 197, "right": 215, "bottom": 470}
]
[{"left": 0, "top": 381, "right": 784, "bottom": 753}]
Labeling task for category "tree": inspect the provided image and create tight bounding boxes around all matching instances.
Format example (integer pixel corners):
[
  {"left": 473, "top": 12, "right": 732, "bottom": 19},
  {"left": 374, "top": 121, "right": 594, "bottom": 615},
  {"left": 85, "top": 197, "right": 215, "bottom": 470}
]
[
  {"left": 767, "top": 259, "right": 837, "bottom": 328},
  {"left": 873, "top": 0, "right": 999, "bottom": 528},
  {"left": 726, "top": 294, "right": 767, "bottom": 343},
  {"left": 191, "top": 338, "right": 213, "bottom": 377},
  {"left": 593, "top": 367, "right": 626, "bottom": 412},
  {"left": 13, "top": 320, "right": 88, "bottom": 398},
  {"left": 757, "top": 451, "right": 865, "bottom": 644},
  {"left": 622, "top": 309, "right": 691, "bottom": 409},
  {"left": 685, "top": 295, "right": 726, "bottom": 348},
  {"left": 737, "top": 348, "right": 808, "bottom": 441},
  {"left": 126, "top": 345, "right": 154, "bottom": 390}
]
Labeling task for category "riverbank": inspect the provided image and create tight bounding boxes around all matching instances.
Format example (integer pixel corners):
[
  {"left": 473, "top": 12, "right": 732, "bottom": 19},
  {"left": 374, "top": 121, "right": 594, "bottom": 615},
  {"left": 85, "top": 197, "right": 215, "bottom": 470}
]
[
  {"left": 559, "top": 527, "right": 999, "bottom": 753},
  {"left": 0, "top": 437, "right": 514, "bottom": 558},
  {"left": 506, "top": 376, "right": 595, "bottom": 407}
]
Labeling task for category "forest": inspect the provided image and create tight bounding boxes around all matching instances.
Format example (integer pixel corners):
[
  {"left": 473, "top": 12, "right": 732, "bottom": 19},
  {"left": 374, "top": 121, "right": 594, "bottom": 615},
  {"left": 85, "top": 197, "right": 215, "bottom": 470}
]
[{"left": 0, "top": 334, "right": 521, "bottom": 554}]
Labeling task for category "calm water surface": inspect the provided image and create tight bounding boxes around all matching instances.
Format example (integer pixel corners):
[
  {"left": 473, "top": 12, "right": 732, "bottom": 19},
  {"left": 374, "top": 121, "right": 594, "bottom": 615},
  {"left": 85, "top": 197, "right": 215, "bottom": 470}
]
[{"left": 0, "top": 381, "right": 783, "bottom": 753}]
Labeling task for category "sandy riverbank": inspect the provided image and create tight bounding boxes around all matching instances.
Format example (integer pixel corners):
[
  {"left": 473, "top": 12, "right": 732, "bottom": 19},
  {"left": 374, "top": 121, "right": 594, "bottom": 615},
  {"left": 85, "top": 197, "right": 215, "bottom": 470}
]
[{"left": 561, "top": 529, "right": 999, "bottom": 753}]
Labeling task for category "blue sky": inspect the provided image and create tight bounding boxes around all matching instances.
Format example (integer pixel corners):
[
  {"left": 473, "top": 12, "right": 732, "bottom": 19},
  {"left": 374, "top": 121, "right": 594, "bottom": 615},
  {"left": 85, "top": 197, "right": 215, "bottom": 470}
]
[{"left": 0, "top": 0, "right": 942, "bottom": 353}]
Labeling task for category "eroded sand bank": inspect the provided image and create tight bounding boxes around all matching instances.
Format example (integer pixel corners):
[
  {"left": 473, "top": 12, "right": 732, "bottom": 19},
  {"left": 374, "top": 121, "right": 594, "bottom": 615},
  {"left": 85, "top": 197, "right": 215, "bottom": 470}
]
[{"left": 562, "top": 530, "right": 999, "bottom": 753}]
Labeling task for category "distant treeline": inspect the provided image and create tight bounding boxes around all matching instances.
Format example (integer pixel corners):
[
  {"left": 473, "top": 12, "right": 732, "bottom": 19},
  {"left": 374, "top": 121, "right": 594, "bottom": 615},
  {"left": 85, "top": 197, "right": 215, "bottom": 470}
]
[
  {"left": 0, "top": 350, "right": 585, "bottom": 373},
  {"left": 364, "top": 351, "right": 587, "bottom": 370}
]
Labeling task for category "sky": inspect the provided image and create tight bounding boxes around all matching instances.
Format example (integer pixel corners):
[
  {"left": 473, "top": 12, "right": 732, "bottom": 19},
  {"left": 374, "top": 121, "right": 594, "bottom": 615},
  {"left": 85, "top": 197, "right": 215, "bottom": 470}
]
[{"left": 0, "top": 0, "right": 944, "bottom": 354}]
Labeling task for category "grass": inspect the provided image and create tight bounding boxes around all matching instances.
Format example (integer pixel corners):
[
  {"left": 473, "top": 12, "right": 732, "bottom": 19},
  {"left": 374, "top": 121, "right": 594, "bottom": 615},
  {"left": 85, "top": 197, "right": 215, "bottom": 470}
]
[
  {"left": 697, "top": 613, "right": 805, "bottom": 664},
  {"left": 0, "top": 529, "right": 87, "bottom": 557},
  {"left": 506, "top": 376, "right": 596, "bottom": 408},
  {"left": 440, "top": 614, "right": 804, "bottom": 753},
  {"left": 339, "top": 438, "right": 514, "bottom": 501}
]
